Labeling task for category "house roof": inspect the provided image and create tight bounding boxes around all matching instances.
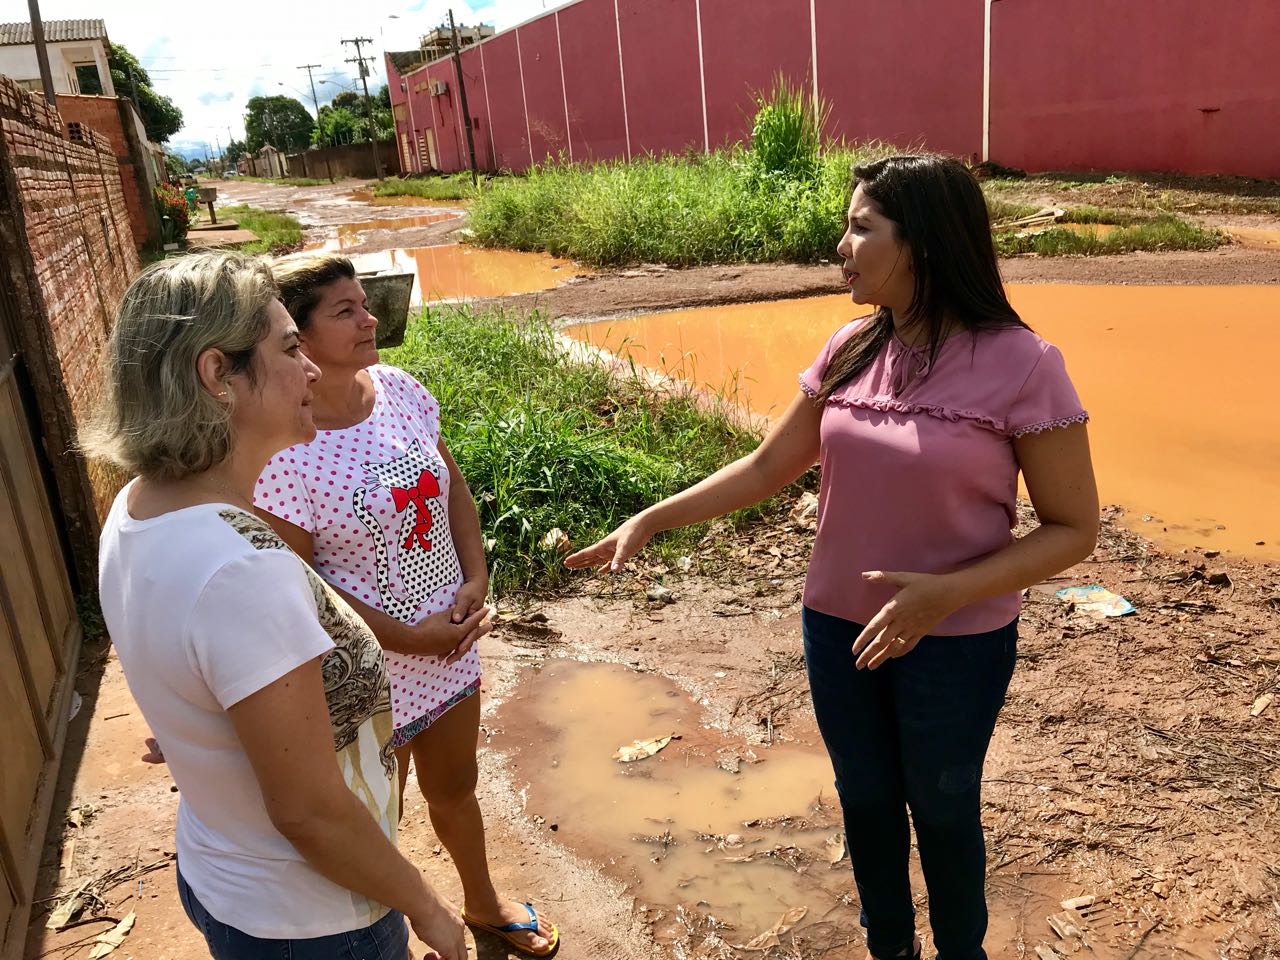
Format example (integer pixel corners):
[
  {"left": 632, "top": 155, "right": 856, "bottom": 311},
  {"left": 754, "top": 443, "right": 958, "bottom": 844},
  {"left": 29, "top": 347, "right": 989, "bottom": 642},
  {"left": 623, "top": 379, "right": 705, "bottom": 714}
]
[
  {"left": 386, "top": 50, "right": 426, "bottom": 76},
  {"left": 0, "top": 18, "right": 109, "bottom": 46}
]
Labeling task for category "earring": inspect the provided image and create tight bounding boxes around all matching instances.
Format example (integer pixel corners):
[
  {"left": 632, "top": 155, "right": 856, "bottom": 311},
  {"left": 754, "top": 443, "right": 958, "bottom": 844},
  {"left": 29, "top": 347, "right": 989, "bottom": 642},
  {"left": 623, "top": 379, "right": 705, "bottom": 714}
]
[{"left": 217, "top": 390, "right": 229, "bottom": 398}]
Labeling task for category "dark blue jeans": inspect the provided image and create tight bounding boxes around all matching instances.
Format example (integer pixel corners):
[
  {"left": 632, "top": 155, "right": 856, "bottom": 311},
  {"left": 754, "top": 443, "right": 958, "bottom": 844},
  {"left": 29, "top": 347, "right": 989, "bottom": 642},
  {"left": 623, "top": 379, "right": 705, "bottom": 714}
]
[
  {"left": 177, "top": 868, "right": 410, "bottom": 960},
  {"left": 802, "top": 607, "right": 1018, "bottom": 960}
]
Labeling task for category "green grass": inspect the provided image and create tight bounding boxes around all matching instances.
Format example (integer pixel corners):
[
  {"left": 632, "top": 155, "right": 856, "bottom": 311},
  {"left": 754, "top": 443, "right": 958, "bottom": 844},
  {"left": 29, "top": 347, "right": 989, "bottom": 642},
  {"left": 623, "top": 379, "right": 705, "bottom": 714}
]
[
  {"left": 985, "top": 196, "right": 1042, "bottom": 223},
  {"left": 467, "top": 77, "right": 903, "bottom": 266},
  {"left": 233, "top": 175, "right": 329, "bottom": 187},
  {"left": 1058, "top": 204, "right": 1150, "bottom": 226},
  {"left": 373, "top": 174, "right": 480, "bottom": 201},
  {"left": 381, "top": 305, "right": 787, "bottom": 596},
  {"left": 982, "top": 171, "right": 1280, "bottom": 216},
  {"left": 469, "top": 144, "right": 900, "bottom": 266},
  {"left": 994, "top": 214, "right": 1223, "bottom": 256},
  {"left": 216, "top": 204, "right": 304, "bottom": 255}
]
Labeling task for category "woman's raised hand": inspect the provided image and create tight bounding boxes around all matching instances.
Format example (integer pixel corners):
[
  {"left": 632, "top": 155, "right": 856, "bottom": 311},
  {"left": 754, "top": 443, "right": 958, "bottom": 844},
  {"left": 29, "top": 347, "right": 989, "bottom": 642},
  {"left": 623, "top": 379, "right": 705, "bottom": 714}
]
[{"left": 564, "top": 515, "right": 655, "bottom": 573}]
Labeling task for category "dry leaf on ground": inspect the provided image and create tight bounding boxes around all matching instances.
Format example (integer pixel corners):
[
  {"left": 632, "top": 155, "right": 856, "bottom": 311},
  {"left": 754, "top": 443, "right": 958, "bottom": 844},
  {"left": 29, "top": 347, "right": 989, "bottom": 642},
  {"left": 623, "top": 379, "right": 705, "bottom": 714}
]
[
  {"left": 88, "top": 911, "right": 135, "bottom": 959},
  {"left": 613, "top": 733, "right": 676, "bottom": 762},
  {"left": 732, "top": 906, "right": 808, "bottom": 951},
  {"left": 825, "top": 832, "right": 847, "bottom": 865},
  {"left": 45, "top": 879, "right": 90, "bottom": 930}
]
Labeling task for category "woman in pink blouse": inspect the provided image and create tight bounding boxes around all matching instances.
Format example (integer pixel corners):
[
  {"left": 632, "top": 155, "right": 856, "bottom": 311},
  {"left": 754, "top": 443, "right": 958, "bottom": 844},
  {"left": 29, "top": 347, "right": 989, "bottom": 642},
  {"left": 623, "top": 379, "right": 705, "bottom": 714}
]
[
  {"left": 255, "top": 254, "right": 558, "bottom": 959},
  {"left": 567, "top": 154, "right": 1099, "bottom": 960}
]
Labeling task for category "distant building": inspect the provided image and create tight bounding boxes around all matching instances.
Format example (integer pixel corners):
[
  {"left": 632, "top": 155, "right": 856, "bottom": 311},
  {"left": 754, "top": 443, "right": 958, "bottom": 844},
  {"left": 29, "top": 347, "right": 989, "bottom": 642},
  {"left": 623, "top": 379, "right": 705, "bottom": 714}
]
[{"left": 0, "top": 18, "right": 115, "bottom": 97}]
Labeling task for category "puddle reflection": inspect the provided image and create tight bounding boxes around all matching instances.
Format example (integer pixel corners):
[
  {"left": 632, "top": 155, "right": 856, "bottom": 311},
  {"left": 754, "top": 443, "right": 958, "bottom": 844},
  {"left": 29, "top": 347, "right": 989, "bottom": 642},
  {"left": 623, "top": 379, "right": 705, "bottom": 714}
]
[
  {"left": 567, "top": 284, "right": 1280, "bottom": 557},
  {"left": 349, "top": 243, "right": 583, "bottom": 303}
]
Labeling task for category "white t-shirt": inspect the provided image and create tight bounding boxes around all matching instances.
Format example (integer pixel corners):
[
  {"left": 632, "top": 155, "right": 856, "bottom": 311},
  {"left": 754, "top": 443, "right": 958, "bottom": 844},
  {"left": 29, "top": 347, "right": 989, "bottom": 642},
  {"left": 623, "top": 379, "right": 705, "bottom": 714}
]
[
  {"left": 98, "top": 484, "right": 399, "bottom": 939},
  {"left": 255, "top": 364, "right": 480, "bottom": 745}
]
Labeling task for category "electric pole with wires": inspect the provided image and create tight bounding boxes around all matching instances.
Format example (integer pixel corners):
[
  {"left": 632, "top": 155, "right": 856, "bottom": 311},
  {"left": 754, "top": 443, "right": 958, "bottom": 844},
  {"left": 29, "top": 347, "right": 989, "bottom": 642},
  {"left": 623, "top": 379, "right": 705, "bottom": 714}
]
[
  {"left": 298, "top": 63, "right": 335, "bottom": 182},
  {"left": 340, "top": 37, "right": 383, "bottom": 180}
]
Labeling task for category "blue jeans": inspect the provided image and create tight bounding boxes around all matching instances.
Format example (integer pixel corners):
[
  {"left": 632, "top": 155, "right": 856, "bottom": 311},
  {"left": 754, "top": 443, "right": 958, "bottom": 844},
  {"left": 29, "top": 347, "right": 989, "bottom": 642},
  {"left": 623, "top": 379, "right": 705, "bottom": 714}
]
[
  {"left": 802, "top": 607, "right": 1018, "bottom": 960},
  {"left": 177, "top": 869, "right": 410, "bottom": 960}
]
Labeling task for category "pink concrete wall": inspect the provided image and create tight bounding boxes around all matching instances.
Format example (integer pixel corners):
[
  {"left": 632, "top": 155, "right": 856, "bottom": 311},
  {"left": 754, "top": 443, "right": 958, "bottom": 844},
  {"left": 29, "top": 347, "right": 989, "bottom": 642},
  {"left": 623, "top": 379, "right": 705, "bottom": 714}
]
[
  {"left": 815, "top": 0, "right": 983, "bottom": 158},
  {"left": 616, "top": 0, "right": 703, "bottom": 157},
  {"left": 699, "top": 0, "right": 813, "bottom": 150},
  {"left": 477, "top": 30, "right": 532, "bottom": 171},
  {"left": 389, "top": 0, "right": 1276, "bottom": 178},
  {"left": 556, "top": 1, "right": 628, "bottom": 162},
  {"left": 990, "top": 0, "right": 1280, "bottom": 177},
  {"left": 513, "top": 16, "right": 570, "bottom": 162}
]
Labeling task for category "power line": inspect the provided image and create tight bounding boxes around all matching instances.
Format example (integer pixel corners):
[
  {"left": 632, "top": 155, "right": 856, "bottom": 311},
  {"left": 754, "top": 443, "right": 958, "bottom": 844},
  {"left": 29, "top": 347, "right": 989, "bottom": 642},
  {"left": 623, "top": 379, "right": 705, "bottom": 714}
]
[{"left": 340, "top": 36, "right": 383, "bottom": 180}]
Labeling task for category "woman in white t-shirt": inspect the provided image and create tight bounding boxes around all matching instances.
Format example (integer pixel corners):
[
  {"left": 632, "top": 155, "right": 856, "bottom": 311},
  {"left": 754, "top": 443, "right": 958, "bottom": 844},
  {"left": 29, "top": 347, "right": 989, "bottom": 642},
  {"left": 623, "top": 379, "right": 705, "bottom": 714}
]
[
  {"left": 254, "top": 254, "right": 558, "bottom": 958},
  {"left": 88, "top": 253, "right": 465, "bottom": 960}
]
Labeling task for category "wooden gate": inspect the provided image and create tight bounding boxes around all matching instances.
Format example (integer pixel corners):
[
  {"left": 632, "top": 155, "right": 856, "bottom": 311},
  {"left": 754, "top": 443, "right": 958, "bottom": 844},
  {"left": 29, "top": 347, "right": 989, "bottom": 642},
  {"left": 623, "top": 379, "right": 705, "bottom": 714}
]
[{"left": 0, "top": 284, "right": 82, "bottom": 958}]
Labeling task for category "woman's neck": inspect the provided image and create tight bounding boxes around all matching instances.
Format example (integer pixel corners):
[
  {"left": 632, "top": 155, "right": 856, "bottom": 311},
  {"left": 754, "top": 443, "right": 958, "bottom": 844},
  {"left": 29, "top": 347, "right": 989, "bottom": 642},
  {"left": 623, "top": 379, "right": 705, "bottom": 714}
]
[
  {"left": 888, "top": 308, "right": 956, "bottom": 348},
  {"left": 131, "top": 451, "right": 266, "bottom": 519},
  {"left": 310, "top": 364, "right": 372, "bottom": 428}
]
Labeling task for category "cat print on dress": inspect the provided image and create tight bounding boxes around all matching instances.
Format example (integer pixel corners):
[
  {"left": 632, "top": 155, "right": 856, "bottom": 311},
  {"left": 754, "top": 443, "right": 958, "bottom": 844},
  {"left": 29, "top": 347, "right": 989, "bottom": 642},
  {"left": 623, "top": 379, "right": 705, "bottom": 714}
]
[{"left": 352, "top": 438, "right": 462, "bottom": 622}]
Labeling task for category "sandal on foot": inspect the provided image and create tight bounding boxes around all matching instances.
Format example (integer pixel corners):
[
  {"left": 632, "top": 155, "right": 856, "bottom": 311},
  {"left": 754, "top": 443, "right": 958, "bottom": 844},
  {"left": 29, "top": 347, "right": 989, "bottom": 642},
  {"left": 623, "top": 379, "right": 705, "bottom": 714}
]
[{"left": 464, "top": 903, "right": 560, "bottom": 959}]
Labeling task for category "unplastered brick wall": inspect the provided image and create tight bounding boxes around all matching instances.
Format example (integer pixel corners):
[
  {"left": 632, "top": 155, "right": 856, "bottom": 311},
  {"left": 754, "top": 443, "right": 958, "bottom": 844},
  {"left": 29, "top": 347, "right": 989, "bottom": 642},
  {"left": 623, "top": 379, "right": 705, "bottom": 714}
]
[
  {"left": 0, "top": 76, "right": 138, "bottom": 524},
  {"left": 57, "top": 95, "right": 153, "bottom": 250}
]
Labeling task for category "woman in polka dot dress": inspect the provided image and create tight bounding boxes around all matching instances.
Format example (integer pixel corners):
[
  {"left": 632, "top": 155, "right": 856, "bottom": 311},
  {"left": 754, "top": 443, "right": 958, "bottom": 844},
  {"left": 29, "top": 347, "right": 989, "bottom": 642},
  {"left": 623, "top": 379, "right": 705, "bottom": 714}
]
[{"left": 255, "top": 254, "right": 559, "bottom": 958}]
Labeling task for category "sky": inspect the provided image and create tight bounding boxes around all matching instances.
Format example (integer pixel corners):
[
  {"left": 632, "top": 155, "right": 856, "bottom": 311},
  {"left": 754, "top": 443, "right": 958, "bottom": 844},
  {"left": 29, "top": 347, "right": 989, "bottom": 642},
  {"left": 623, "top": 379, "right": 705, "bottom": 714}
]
[{"left": 1, "top": 0, "right": 573, "bottom": 158}]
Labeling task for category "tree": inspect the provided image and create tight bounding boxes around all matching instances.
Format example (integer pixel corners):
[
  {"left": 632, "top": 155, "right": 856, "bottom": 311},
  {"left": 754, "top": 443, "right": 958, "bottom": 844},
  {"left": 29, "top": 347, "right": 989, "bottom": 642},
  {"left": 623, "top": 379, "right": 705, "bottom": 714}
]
[
  {"left": 244, "top": 96, "right": 315, "bottom": 153},
  {"left": 376, "top": 84, "right": 391, "bottom": 109},
  {"left": 224, "top": 139, "right": 248, "bottom": 164},
  {"left": 331, "top": 90, "right": 362, "bottom": 112},
  {"left": 164, "top": 152, "right": 190, "bottom": 178},
  {"left": 108, "top": 43, "right": 183, "bottom": 143},
  {"left": 313, "top": 105, "right": 361, "bottom": 147}
]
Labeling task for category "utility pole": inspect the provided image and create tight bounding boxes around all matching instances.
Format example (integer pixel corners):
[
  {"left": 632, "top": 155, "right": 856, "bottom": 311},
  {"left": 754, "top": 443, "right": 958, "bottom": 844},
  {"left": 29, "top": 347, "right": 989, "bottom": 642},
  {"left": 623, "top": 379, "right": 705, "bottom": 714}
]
[
  {"left": 27, "top": 0, "right": 56, "bottom": 105},
  {"left": 341, "top": 37, "right": 383, "bottom": 180},
  {"left": 299, "top": 63, "right": 335, "bottom": 182},
  {"left": 127, "top": 65, "right": 141, "bottom": 105},
  {"left": 448, "top": 9, "right": 479, "bottom": 187}
]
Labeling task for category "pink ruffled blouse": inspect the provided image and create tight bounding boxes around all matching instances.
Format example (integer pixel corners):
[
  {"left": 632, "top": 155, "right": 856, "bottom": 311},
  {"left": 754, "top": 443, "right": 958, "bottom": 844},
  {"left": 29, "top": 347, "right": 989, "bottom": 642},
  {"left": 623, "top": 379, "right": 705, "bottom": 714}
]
[{"left": 798, "top": 320, "right": 1089, "bottom": 635}]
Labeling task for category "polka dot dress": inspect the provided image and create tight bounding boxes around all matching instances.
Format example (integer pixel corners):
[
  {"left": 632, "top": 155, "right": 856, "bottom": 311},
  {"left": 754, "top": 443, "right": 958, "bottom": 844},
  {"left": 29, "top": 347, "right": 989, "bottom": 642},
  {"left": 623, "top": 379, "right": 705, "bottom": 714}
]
[{"left": 254, "top": 365, "right": 480, "bottom": 743}]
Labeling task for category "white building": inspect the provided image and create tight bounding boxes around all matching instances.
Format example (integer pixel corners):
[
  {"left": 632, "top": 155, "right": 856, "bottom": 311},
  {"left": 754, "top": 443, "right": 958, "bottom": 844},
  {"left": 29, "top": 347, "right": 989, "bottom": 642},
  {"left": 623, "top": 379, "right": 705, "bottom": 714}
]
[{"left": 0, "top": 19, "right": 115, "bottom": 97}]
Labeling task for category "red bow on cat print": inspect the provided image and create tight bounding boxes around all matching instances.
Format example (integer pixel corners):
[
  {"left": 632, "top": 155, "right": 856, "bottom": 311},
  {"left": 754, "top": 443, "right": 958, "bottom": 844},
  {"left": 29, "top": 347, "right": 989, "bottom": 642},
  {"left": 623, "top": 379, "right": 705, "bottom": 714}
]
[{"left": 391, "top": 469, "right": 440, "bottom": 551}]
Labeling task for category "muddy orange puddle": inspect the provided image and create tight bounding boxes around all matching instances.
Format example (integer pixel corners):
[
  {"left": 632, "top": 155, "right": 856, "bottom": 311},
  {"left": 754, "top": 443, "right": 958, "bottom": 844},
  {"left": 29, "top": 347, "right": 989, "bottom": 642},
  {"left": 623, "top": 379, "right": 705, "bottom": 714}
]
[
  {"left": 492, "top": 660, "right": 1223, "bottom": 957},
  {"left": 1226, "top": 226, "right": 1280, "bottom": 250},
  {"left": 493, "top": 660, "right": 841, "bottom": 938},
  {"left": 568, "top": 285, "right": 1280, "bottom": 558},
  {"left": 346, "top": 243, "right": 583, "bottom": 303}
]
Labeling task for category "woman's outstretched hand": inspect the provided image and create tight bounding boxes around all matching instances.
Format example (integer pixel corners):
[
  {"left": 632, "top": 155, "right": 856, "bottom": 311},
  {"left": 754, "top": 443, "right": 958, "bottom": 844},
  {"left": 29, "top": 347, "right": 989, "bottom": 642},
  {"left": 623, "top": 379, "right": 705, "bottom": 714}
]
[{"left": 564, "top": 515, "right": 655, "bottom": 573}]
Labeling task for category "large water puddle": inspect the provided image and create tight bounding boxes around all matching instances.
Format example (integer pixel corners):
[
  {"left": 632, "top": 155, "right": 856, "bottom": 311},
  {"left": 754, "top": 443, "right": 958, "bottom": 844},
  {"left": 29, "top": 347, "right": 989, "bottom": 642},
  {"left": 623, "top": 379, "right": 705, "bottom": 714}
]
[
  {"left": 492, "top": 660, "right": 845, "bottom": 943},
  {"left": 1225, "top": 226, "right": 1280, "bottom": 250},
  {"left": 567, "top": 285, "right": 1280, "bottom": 558},
  {"left": 345, "top": 243, "right": 583, "bottom": 304},
  {"left": 491, "top": 660, "right": 1224, "bottom": 957}
]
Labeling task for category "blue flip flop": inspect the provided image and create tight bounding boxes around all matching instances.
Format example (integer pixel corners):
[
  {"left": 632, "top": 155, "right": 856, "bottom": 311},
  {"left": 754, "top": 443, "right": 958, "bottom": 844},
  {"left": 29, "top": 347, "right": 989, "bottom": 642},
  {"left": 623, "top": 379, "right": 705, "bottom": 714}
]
[{"left": 463, "top": 903, "right": 560, "bottom": 958}]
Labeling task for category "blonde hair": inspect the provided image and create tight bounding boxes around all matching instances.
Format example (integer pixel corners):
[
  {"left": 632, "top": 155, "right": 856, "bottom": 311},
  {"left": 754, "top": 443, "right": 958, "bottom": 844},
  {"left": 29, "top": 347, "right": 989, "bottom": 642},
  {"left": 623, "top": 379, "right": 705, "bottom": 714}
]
[
  {"left": 82, "top": 252, "right": 279, "bottom": 480},
  {"left": 270, "top": 252, "right": 356, "bottom": 331}
]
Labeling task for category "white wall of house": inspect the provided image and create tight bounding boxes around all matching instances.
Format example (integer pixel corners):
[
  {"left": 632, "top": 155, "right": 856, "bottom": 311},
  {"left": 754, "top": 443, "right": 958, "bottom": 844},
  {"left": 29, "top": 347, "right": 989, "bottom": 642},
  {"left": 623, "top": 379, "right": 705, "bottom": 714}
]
[{"left": 0, "top": 39, "right": 115, "bottom": 96}]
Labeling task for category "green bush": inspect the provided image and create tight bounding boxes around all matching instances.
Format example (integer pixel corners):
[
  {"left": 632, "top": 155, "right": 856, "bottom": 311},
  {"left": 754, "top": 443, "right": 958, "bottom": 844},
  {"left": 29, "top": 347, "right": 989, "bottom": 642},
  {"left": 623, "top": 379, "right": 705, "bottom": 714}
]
[
  {"left": 994, "top": 214, "right": 1223, "bottom": 256},
  {"left": 217, "top": 204, "right": 303, "bottom": 254},
  {"left": 373, "top": 174, "right": 480, "bottom": 201}
]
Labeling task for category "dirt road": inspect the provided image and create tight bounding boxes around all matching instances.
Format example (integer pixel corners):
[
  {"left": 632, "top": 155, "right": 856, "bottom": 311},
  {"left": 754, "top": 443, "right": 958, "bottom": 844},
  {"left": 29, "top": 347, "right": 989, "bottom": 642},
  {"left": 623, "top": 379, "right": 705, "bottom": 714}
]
[{"left": 25, "top": 179, "right": 1280, "bottom": 960}]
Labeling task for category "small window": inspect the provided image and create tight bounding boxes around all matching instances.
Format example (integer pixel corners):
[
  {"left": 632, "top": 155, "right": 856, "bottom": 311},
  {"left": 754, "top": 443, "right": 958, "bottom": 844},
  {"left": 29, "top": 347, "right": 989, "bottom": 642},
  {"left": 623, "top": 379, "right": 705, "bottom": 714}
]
[{"left": 75, "top": 64, "right": 103, "bottom": 95}]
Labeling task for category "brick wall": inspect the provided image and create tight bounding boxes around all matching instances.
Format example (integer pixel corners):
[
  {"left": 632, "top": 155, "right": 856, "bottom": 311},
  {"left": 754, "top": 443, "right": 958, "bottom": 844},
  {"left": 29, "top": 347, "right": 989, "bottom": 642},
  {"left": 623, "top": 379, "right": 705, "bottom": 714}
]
[
  {"left": 56, "top": 95, "right": 156, "bottom": 250},
  {"left": 0, "top": 77, "right": 139, "bottom": 581}
]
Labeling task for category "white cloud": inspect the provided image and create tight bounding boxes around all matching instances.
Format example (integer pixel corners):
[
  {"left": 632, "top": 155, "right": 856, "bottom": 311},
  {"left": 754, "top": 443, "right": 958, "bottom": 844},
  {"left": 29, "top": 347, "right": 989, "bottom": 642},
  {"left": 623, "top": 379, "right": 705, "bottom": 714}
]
[{"left": 0, "top": 0, "right": 573, "bottom": 156}]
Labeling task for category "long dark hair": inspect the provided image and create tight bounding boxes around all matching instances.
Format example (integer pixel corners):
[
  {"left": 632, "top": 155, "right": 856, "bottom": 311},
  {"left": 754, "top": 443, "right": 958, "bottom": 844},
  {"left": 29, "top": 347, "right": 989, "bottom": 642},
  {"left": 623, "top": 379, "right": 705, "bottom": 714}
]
[{"left": 817, "top": 154, "right": 1027, "bottom": 403}]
